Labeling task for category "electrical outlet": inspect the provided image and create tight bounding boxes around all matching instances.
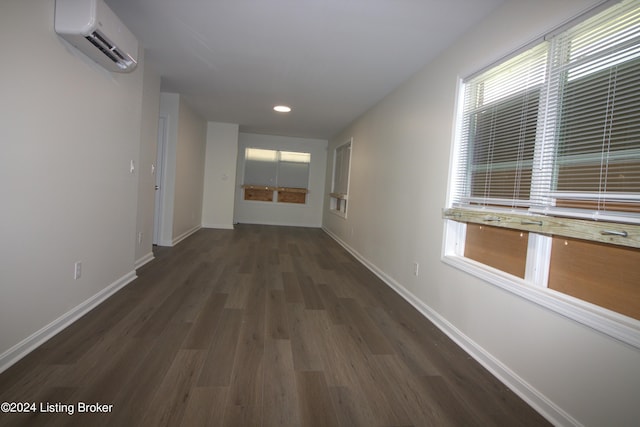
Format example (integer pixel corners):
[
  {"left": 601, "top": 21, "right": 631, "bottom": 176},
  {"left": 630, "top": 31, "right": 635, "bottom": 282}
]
[
  {"left": 74, "top": 261, "right": 82, "bottom": 280},
  {"left": 413, "top": 262, "right": 419, "bottom": 276}
]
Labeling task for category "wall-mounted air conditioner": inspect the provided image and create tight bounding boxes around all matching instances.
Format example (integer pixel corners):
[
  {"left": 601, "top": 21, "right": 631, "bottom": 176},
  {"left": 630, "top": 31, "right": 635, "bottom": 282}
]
[{"left": 54, "top": 0, "right": 138, "bottom": 73}]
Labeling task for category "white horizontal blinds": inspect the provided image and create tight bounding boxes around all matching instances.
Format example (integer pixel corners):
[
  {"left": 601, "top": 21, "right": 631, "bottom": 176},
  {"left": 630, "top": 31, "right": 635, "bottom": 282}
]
[
  {"left": 455, "top": 43, "right": 548, "bottom": 209},
  {"left": 537, "top": 0, "right": 640, "bottom": 222},
  {"left": 244, "top": 148, "right": 311, "bottom": 188},
  {"left": 244, "top": 148, "right": 278, "bottom": 186},
  {"left": 278, "top": 151, "right": 310, "bottom": 188},
  {"left": 333, "top": 142, "right": 351, "bottom": 195}
]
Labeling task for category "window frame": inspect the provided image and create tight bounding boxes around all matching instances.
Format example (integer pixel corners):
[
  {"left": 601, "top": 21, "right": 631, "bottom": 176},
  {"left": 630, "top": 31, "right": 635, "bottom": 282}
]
[
  {"left": 241, "top": 148, "right": 311, "bottom": 205},
  {"left": 329, "top": 138, "right": 353, "bottom": 218},
  {"left": 443, "top": 0, "right": 640, "bottom": 349}
]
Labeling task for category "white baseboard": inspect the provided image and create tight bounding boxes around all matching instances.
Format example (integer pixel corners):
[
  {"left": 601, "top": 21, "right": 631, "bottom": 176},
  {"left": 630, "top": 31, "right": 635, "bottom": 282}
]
[
  {"left": 172, "top": 225, "right": 201, "bottom": 246},
  {"left": 201, "top": 223, "right": 234, "bottom": 230},
  {"left": 322, "top": 227, "right": 580, "bottom": 427},
  {"left": 0, "top": 271, "right": 137, "bottom": 374},
  {"left": 135, "top": 252, "right": 155, "bottom": 270}
]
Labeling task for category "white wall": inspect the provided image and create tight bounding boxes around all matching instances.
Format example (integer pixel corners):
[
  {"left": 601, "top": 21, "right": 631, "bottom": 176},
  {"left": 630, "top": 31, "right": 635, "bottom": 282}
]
[
  {"left": 172, "top": 97, "right": 207, "bottom": 243},
  {"left": 0, "top": 0, "right": 149, "bottom": 367},
  {"left": 235, "top": 133, "right": 327, "bottom": 227},
  {"left": 134, "top": 59, "right": 161, "bottom": 267},
  {"left": 323, "top": 1, "right": 640, "bottom": 426},
  {"left": 158, "top": 93, "right": 207, "bottom": 245},
  {"left": 202, "top": 122, "right": 239, "bottom": 229}
]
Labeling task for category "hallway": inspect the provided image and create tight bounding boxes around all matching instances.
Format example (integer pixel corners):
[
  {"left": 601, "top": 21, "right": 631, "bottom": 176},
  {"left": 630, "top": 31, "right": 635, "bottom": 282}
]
[{"left": 0, "top": 225, "right": 549, "bottom": 426}]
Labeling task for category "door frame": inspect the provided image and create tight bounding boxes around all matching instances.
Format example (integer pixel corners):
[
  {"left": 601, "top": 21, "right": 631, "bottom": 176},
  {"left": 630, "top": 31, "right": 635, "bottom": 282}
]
[{"left": 153, "top": 114, "right": 168, "bottom": 245}]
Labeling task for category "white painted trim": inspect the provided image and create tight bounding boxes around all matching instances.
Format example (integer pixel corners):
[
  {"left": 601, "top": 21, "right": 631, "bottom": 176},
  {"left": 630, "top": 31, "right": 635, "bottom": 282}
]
[
  {"left": 441, "top": 210, "right": 640, "bottom": 349},
  {"left": 322, "top": 226, "right": 580, "bottom": 427},
  {"left": 524, "top": 233, "right": 552, "bottom": 288},
  {"left": 172, "top": 225, "right": 201, "bottom": 246},
  {"left": 201, "top": 223, "right": 235, "bottom": 230},
  {"left": 0, "top": 271, "right": 137, "bottom": 374},
  {"left": 154, "top": 114, "right": 169, "bottom": 246},
  {"left": 135, "top": 252, "right": 155, "bottom": 270},
  {"left": 156, "top": 237, "right": 174, "bottom": 247},
  {"left": 442, "top": 253, "right": 640, "bottom": 349}
]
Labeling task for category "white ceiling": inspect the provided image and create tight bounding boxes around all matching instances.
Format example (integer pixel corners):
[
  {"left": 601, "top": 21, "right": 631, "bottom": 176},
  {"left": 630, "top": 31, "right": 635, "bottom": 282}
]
[{"left": 106, "top": 0, "right": 504, "bottom": 139}]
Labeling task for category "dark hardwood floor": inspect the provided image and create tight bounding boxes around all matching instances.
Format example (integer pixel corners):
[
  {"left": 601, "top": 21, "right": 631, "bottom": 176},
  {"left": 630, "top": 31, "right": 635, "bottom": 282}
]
[{"left": 0, "top": 225, "right": 550, "bottom": 426}]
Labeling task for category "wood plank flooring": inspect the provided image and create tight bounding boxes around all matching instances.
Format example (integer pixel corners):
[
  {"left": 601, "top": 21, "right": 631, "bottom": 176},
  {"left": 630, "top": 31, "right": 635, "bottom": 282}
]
[{"left": 0, "top": 225, "right": 551, "bottom": 426}]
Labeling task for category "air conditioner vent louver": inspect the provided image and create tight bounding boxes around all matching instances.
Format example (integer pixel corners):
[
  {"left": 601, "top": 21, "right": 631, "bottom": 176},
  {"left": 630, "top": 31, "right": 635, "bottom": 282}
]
[
  {"left": 55, "top": 0, "right": 138, "bottom": 73},
  {"left": 85, "top": 31, "right": 133, "bottom": 70}
]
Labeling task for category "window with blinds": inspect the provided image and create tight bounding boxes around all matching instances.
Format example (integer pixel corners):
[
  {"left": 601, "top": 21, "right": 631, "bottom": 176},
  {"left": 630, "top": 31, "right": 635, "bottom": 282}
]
[
  {"left": 457, "top": 43, "right": 547, "bottom": 209},
  {"left": 242, "top": 148, "right": 310, "bottom": 204},
  {"left": 329, "top": 139, "right": 352, "bottom": 217},
  {"left": 534, "top": 3, "right": 640, "bottom": 222},
  {"left": 445, "top": 0, "right": 640, "bottom": 344},
  {"left": 244, "top": 148, "right": 279, "bottom": 188},
  {"left": 453, "top": 0, "right": 640, "bottom": 222},
  {"left": 333, "top": 141, "right": 351, "bottom": 196}
]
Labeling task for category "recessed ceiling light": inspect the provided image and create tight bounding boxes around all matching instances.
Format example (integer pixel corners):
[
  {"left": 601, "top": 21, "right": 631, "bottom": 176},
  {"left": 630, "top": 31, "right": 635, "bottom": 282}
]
[{"left": 274, "top": 105, "right": 292, "bottom": 113}]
